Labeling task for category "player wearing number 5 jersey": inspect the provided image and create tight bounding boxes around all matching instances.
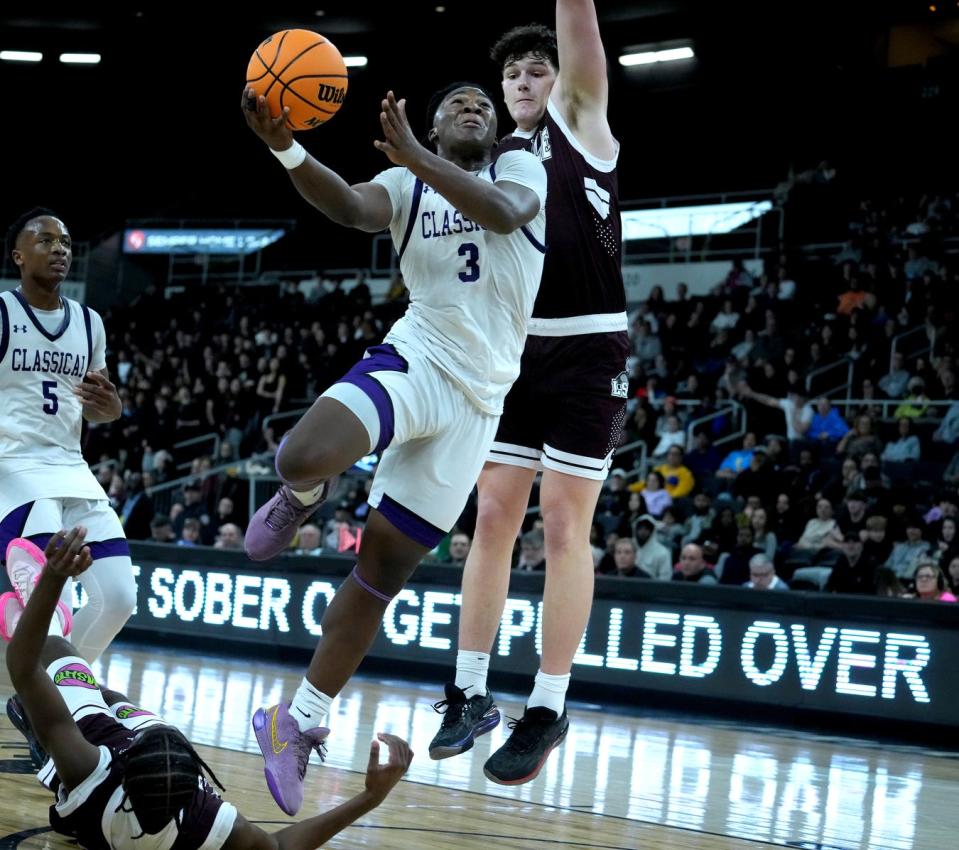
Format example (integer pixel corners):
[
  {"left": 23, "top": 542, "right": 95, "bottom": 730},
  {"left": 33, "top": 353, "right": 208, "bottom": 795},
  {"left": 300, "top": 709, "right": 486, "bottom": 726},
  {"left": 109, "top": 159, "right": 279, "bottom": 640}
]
[
  {"left": 240, "top": 83, "right": 545, "bottom": 815},
  {"left": 0, "top": 209, "right": 135, "bottom": 663}
]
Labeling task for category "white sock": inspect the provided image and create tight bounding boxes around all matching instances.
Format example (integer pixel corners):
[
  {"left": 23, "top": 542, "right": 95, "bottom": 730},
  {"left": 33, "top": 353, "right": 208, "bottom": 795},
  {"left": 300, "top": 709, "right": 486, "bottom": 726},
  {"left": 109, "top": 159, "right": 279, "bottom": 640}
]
[
  {"left": 291, "top": 483, "right": 325, "bottom": 507},
  {"left": 528, "top": 670, "right": 570, "bottom": 715},
  {"left": 454, "top": 650, "right": 490, "bottom": 696},
  {"left": 289, "top": 678, "right": 333, "bottom": 732}
]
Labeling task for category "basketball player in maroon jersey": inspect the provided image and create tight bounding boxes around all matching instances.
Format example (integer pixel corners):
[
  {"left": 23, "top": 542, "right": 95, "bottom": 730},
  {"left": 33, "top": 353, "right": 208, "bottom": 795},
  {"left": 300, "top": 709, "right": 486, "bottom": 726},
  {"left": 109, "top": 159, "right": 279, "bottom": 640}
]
[
  {"left": 430, "top": 0, "right": 628, "bottom": 784},
  {"left": 5, "top": 527, "right": 413, "bottom": 850}
]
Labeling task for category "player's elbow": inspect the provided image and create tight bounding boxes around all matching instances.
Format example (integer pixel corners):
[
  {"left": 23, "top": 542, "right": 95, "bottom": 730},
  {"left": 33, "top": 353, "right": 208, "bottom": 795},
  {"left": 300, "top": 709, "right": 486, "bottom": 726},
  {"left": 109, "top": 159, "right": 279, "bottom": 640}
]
[
  {"left": 6, "top": 655, "right": 37, "bottom": 694},
  {"left": 486, "top": 202, "right": 536, "bottom": 235}
]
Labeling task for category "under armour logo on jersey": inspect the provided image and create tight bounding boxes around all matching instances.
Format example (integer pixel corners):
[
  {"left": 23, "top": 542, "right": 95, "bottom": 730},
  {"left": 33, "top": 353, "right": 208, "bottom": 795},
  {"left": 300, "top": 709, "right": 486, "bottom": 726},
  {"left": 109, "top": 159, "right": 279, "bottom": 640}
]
[
  {"left": 585, "top": 178, "right": 611, "bottom": 219},
  {"left": 610, "top": 370, "right": 629, "bottom": 399},
  {"left": 12, "top": 324, "right": 27, "bottom": 333}
]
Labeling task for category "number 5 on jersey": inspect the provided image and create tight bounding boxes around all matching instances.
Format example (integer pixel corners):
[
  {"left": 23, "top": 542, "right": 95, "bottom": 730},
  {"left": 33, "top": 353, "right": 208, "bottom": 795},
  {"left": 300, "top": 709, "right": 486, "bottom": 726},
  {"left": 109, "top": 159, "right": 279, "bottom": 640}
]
[
  {"left": 458, "top": 242, "right": 480, "bottom": 283},
  {"left": 42, "top": 380, "right": 59, "bottom": 415}
]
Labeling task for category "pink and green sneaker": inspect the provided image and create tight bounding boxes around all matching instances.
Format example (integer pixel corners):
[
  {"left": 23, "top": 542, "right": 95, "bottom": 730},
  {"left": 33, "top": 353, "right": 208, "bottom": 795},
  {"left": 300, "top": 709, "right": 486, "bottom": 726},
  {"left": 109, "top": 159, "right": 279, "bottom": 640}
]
[{"left": 4, "top": 538, "right": 74, "bottom": 637}]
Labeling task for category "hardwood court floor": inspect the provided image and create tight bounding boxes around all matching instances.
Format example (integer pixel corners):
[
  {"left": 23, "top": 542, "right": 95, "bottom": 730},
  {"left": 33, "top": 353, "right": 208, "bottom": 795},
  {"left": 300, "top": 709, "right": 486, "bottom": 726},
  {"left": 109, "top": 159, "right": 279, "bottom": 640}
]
[{"left": 1, "top": 642, "right": 957, "bottom": 850}]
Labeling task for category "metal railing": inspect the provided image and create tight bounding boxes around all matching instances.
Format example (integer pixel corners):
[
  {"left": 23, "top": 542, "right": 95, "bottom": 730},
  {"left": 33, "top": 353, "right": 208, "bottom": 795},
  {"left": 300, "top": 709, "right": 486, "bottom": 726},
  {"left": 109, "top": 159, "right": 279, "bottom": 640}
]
[
  {"left": 173, "top": 433, "right": 221, "bottom": 471},
  {"left": 262, "top": 407, "right": 310, "bottom": 438},
  {"left": 805, "top": 357, "right": 854, "bottom": 400},
  {"left": 144, "top": 452, "right": 273, "bottom": 518},
  {"left": 684, "top": 399, "right": 747, "bottom": 451},
  {"left": 889, "top": 325, "right": 932, "bottom": 373},
  {"left": 612, "top": 439, "right": 648, "bottom": 482},
  {"left": 832, "top": 397, "right": 955, "bottom": 422}
]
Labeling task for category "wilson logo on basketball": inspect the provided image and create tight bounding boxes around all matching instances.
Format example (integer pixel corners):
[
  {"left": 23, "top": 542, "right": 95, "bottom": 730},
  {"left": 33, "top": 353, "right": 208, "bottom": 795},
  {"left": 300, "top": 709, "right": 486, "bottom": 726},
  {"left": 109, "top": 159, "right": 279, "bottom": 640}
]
[{"left": 316, "top": 83, "right": 346, "bottom": 104}]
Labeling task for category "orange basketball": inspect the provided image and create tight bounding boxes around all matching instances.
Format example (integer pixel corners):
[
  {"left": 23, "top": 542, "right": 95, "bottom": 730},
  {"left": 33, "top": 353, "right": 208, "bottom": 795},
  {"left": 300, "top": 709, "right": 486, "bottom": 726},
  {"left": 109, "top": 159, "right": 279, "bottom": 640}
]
[{"left": 246, "top": 29, "right": 348, "bottom": 131}]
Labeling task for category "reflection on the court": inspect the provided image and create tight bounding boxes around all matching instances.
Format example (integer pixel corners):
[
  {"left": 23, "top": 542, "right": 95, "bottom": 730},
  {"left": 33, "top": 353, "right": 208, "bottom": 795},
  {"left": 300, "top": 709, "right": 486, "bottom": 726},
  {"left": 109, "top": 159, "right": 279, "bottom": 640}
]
[{"left": 90, "top": 647, "right": 939, "bottom": 850}]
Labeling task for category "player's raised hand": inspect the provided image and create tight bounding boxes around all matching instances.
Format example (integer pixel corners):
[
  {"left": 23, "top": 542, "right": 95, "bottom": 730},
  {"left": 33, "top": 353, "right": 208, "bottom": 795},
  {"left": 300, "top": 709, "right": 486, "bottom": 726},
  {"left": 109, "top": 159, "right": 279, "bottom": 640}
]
[
  {"left": 242, "top": 87, "right": 295, "bottom": 151},
  {"left": 364, "top": 732, "right": 413, "bottom": 803},
  {"left": 374, "top": 91, "right": 424, "bottom": 168},
  {"left": 43, "top": 527, "right": 93, "bottom": 580},
  {"left": 73, "top": 371, "right": 121, "bottom": 421}
]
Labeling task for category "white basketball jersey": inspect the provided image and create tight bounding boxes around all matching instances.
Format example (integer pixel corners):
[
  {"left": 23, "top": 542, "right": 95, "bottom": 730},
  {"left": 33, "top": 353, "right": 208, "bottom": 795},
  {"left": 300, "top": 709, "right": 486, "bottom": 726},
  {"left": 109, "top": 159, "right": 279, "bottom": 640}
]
[
  {"left": 0, "top": 290, "right": 108, "bottom": 518},
  {"left": 371, "top": 149, "right": 547, "bottom": 414}
]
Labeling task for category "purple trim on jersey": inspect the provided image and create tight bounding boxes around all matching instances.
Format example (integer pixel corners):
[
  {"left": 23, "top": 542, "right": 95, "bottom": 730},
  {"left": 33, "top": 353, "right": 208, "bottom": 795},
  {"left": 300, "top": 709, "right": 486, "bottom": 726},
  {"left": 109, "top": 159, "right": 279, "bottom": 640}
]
[
  {"left": 81, "top": 303, "right": 93, "bottom": 368},
  {"left": 354, "top": 343, "right": 409, "bottom": 375},
  {"left": 398, "top": 178, "right": 425, "bottom": 259},
  {"left": 340, "top": 373, "right": 395, "bottom": 453},
  {"left": 489, "top": 160, "right": 545, "bottom": 253},
  {"left": 375, "top": 493, "right": 446, "bottom": 548},
  {"left": 89, "top": 538, "right": 131, "bottom": 560},
  {"left": 0, "top": 503, "right": 34, "bottom": 564},
  {"left": 26, "top": 533, "right": 53, "bottom": 553},
  {"left": 21, "top": 535, "right": 130, "bottom": 562},
  {"left": 521, "top": 225, "right": 547, "bottom": 253},
  {"left": 335, "top": 343, "right": 409, "bottom": 451},
  {"left": 12, "top": 290, "right": 71, "bottom": 341},
  {"left": 0, "top": 297, "right": 9, "bottom": 365}
]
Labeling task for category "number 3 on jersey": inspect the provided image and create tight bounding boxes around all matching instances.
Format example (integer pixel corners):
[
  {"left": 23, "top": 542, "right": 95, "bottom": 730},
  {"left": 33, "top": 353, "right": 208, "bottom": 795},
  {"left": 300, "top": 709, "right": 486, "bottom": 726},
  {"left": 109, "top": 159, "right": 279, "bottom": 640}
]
[
  {"left": 42, "top": 380, "right": 59, "bottom": 415},
  {"left": 458, "top": 242, "right": 480, "bottom": 283}
]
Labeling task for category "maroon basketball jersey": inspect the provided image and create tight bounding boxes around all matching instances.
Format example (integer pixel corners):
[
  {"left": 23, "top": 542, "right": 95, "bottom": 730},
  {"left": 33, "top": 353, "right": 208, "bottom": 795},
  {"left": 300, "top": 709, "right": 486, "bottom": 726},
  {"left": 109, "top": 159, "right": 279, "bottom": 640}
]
[
  {"left": 48, "top": 715, "right": 234, "bottom": 850},
  {"left": 495, "top": 99, "right": 626, "bottom": 328}
]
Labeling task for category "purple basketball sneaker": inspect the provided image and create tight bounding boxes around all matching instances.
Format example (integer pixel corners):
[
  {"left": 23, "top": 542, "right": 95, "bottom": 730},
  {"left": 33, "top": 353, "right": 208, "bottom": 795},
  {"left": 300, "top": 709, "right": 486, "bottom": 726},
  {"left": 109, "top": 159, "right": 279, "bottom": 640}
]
[
  {"left": 252, "top": 702, "right": 329, "bottom": 816},
  {"left": 244, "top": 477, "right": 338, "bottom": 562}
]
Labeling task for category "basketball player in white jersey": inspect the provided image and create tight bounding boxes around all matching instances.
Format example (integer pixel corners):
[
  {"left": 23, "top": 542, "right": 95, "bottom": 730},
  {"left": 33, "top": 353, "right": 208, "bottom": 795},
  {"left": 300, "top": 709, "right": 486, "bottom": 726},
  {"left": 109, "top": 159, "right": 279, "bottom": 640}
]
[
  {"left": 0, "top": 209, "right": 136, "bottom": 665},
  {"left": 430, "top": 1, "right": 629, "bottom": 785},
  {"left": 240, "top": 84, "right": 546, "bottom": 814}
]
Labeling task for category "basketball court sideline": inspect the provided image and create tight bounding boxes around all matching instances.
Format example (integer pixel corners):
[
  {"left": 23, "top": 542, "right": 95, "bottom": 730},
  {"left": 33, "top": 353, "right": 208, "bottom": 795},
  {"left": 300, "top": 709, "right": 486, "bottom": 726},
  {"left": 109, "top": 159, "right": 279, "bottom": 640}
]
[{"left": 1, "top": 643, "right": 956, "bottom": 850}]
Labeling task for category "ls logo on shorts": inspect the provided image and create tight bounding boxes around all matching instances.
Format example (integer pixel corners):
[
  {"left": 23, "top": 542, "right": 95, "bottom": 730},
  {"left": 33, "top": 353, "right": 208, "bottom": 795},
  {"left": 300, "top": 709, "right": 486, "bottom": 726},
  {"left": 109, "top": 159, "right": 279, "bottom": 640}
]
[
  {"left": 53, "top": 662, "right": 98, "bottom": 689},
  {"left": 610, "top": 371, "right": 629, "bottom": 399}
]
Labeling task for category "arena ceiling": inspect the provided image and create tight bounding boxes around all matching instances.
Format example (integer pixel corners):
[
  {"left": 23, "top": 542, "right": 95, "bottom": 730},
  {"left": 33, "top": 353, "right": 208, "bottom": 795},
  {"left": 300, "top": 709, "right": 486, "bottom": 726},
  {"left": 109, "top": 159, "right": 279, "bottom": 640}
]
[{"left": 1, "top": 1, "right": 954, "bottom": 259}]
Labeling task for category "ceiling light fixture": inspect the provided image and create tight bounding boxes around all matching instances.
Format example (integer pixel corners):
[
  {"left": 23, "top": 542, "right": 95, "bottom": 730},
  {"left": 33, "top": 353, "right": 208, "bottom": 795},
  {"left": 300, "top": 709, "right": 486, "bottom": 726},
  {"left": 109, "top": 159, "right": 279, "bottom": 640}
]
[
  {"left": 0, "top": 50, "right": 42, "bottom": 63},
  {"left": 59, "top": 53, "right": 101, "bottom": 65},
  {"left": 620, "top": 45, "right": 694, "bottom": 67}
]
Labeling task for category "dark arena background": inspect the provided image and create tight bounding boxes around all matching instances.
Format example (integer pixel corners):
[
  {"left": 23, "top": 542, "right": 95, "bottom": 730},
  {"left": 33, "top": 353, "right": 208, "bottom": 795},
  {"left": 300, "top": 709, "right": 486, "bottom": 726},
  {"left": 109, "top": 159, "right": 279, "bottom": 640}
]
[{"left": 1, "top": 2, "right": 958, "bottom": 849}]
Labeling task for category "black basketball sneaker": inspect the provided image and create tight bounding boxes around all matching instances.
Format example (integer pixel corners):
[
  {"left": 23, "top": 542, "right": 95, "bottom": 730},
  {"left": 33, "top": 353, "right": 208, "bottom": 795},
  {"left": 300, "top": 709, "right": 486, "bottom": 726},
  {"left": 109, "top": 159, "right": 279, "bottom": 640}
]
[
  {"left": 6, "top": 695, "right": 48, "bottom": 770},
  {"left": 483, "top": 706, "right": 569, "bottom": 785},
  {"left": 428, "top": 682, "right": 500, "bottom": 760}
]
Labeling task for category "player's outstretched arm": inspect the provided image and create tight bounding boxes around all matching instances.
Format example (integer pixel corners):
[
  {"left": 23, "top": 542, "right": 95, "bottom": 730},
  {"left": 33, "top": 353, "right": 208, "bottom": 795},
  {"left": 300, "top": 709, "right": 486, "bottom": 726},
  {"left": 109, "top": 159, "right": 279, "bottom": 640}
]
[
  {"left": 223, "top": 734, "right": 413, "bottom": 850},
  {"left": 6, "top": 528, "right": 102, "bottom": 789},
  {"left": 242, "top": 89, "right": 393, "bottom": 233},
  {"left": 375, "top": 91, "right": 542, "bottom": 234},
  {"left": 552, "top": 0, "right": 616, "bottom": 158}
]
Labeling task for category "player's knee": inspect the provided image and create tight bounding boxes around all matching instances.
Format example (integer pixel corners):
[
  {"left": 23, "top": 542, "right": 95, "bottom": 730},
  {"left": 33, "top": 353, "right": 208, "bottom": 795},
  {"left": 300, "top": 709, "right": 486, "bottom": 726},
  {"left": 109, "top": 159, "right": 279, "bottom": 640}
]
[
  {"left": 356, "top": 552, "right": 418, "bottom": 598},
  {"left": 476, "top": 487, "right": 524, "bottom": 531},
  {"left": 276, "top": 440, "right": 336, "bottom": 486},
  {"left": 96, "top": 560, "right": 137, "bottom": 618},
  {"left": 541, "top": 502, "right": 590, "bottom": 551},
  {"left": 355, "top": 563, "right": 406, "bottom": 599}
]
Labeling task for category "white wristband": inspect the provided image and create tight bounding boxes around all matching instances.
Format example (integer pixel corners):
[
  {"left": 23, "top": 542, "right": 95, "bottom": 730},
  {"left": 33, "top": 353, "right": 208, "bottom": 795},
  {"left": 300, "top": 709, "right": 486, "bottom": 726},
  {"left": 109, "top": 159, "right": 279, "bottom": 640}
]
[{"left": 271, "top": 141, "right": 306, "bottom": 170}]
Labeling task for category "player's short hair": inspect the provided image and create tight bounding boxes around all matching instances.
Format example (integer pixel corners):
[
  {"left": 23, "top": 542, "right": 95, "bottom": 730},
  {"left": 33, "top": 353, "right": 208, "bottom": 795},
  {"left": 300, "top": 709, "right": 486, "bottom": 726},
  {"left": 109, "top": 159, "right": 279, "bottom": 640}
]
[
  {"left": 490, "top": 24, "right": 559, "bottom": 72},
  {"left": 119, "top": 726, "right": 224, "bottom": 836},
  {"left": 5, "top": 207, "right": 62, "bottom": 258}
]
